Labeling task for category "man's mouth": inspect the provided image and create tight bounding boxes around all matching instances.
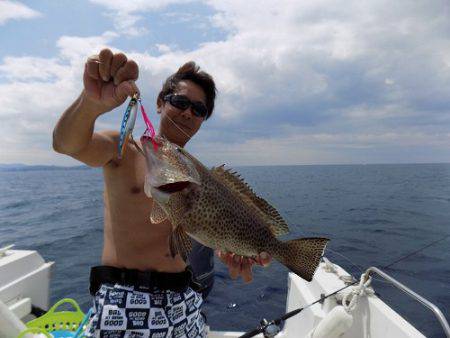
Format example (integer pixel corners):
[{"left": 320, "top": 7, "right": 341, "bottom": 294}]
[{"left": 177, "top": 122, "right": 191, "bottom": 130}]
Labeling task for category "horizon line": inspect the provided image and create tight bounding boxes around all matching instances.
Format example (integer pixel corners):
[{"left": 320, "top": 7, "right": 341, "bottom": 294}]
[{"left": 1, "top": 161, "right": 449, "bottom": 169}]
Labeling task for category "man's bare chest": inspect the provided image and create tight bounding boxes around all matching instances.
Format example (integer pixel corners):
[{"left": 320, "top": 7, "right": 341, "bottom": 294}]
[{"left": 104, "top": 149, "right": 148, "bottom": 199}]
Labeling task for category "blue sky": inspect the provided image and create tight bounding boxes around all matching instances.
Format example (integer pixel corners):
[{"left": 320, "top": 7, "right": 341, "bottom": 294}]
[{"left": 0, "top": 0, "right": 449, "bottom": 166}]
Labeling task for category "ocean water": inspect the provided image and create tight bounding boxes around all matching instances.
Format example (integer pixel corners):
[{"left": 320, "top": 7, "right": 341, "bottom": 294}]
[{"left": 0, "top": 164, "right": 449, "bottom": 338}]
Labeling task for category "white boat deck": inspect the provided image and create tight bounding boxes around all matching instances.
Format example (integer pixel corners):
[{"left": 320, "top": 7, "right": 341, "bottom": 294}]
[{"left": 0, "top": 246, "right": 448, "bottom": 338}]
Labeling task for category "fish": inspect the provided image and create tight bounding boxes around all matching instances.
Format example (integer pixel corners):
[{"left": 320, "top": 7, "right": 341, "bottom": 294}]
[{"left": 142, "top": 135, "right": 329, "bottom": 281}]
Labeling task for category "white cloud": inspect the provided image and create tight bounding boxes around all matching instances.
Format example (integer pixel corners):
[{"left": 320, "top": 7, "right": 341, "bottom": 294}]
[
  {"left": 0, "top": 1, "right": 41, "bottom": 25},
  {"left": 0, "top": 30, "right": 121, "bottom": 117},
  {"left": 89, "top": 0, "right": 192, "bottom": 12},
  {"left": 56, "top": 31, "right": 119, "bottom": 62},
  {"left": 155, "top": 44, "right": 172, "bottom": 53},
  {"left": 89, "top": 0, "right": 194, "bottom": 37},
  {"left": 0, "top": 57, "right": 66, "bottom": 81},
  {"left": 0, "top": 31, "right": 123, "bottom": 164},
  {"left": 192, "top": 129, "right": 450, "bottom": 166}
]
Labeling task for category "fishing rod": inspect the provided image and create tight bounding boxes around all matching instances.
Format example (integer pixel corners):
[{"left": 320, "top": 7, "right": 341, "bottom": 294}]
[
  {"left": 239, "top": 281, "right": 358, "bottom": 338},
  {"left": 239, "top": 234, "right": 450, "bottom": 338}
]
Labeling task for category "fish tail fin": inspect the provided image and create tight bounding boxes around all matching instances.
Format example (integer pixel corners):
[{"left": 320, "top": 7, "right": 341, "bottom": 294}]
[{"left": 279, "top": 237, "right": 329, "bottom": 282}]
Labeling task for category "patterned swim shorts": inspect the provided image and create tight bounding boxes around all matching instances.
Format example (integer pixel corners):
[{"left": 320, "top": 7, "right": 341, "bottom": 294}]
[{"left": 83, "top": 283, "right": 206, "bottom": 338}]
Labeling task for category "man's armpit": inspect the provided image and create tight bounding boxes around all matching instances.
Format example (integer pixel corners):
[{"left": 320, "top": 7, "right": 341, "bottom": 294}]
[{"left": 72, "top": 130, "right": 118, "bottom": 168}]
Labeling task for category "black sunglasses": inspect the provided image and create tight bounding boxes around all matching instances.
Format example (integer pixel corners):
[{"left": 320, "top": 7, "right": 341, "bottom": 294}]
[{"left": 163, "top": 94, "right": 208, "bottom": 118}]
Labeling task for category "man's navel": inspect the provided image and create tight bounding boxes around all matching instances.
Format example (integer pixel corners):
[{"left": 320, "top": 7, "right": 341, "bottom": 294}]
[{"left": 130, "top": 186, "right": 141, "bottom": 194}]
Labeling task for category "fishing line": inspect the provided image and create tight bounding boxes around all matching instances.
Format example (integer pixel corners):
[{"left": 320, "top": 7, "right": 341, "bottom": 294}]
[
  {"left": 382, "top": 234, "right": 450, "bottom": 270},
  {"left": 239, "top": 233, "right": 450, "bottom": 338},
  {"left": 368, "top": 234, "right": 450, "bottom": 287},
  {"left": 325, "top": 248, "right": 394, "bottom": 286},
  {"left": 165, "top": 113, "right": 194, "bottom": 139},
  {"left": 325, "top": 248, "right": 364, "bottom": 275},
  {"left": 128, "top": 108, "right": 193, "bottom": 158},
  {"left": 294, "top": 228, "right": 365, "bottom": 281},
  {"left": 295, "top": 227, "right": 446, "bottom": 286}
]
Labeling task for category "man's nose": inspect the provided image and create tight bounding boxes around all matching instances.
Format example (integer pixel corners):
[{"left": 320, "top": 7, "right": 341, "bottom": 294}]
[{"left": 180, "top": 106, "right": 194, "bottom": 119}]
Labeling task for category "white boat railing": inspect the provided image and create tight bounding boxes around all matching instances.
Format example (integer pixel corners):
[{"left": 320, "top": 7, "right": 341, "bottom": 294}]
[{"left": 364, "top": 266, "right": 450, "bottom": 338}]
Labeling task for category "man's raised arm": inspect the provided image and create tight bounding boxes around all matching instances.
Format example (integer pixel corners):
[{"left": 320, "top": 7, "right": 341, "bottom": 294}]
[{"left": 52, "top": 48, "right": 139, "bottom": 167}]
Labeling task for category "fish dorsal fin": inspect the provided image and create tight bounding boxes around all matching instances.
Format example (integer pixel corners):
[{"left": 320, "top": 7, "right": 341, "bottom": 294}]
[
  {"left": 169, "top": 225, "right": 193, "bottom": 261},
  {"left": 211, "top": 165, "right": 289, "bottom": 236},
  {"left": 150, "top": 201, "right": 167, "bottom": 224}
]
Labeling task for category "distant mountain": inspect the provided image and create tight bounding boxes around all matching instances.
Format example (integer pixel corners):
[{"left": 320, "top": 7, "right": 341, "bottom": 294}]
[
  {"left": 0, "top": 163, "right": 91, "bottom": 172},
  {"left": 0, "top": 163, "right": 28, "bottom": 169}
]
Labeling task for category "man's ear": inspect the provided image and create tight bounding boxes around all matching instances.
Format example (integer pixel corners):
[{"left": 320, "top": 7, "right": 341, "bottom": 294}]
[{"left": 156, "top": 97, "right": 163, "bottom": 114}]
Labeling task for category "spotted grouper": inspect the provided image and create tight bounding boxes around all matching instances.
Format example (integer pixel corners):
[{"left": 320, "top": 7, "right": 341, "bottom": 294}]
[{"left": 142, "top": 135, "right": 329, "bottom": 281}]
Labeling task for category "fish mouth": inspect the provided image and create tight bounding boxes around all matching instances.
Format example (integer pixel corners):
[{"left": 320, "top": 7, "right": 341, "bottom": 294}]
[{"left": 157, "top": 181, "right": 191, "bottom": 193}]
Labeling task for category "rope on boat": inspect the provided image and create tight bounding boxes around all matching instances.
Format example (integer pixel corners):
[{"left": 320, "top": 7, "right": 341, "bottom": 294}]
[{"left": 342, "top": 273, "right": 374, "bottom": 313}]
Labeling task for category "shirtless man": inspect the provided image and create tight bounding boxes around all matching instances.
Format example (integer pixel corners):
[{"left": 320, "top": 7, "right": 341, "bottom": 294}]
[{"left": 53, "top": 49, "right": 270, "bottom": 337}]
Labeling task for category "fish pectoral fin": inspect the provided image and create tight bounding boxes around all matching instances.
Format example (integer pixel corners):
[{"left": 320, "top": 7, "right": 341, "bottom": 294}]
[
  {"left": 169, "top": 226, "right": 193, "bottom": 261},
  {"left": 166, "top": 191, "right": 192, "bottom": 226},
  {"left": 150, "top": 201, "right": 168, "bottom": 224}
]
